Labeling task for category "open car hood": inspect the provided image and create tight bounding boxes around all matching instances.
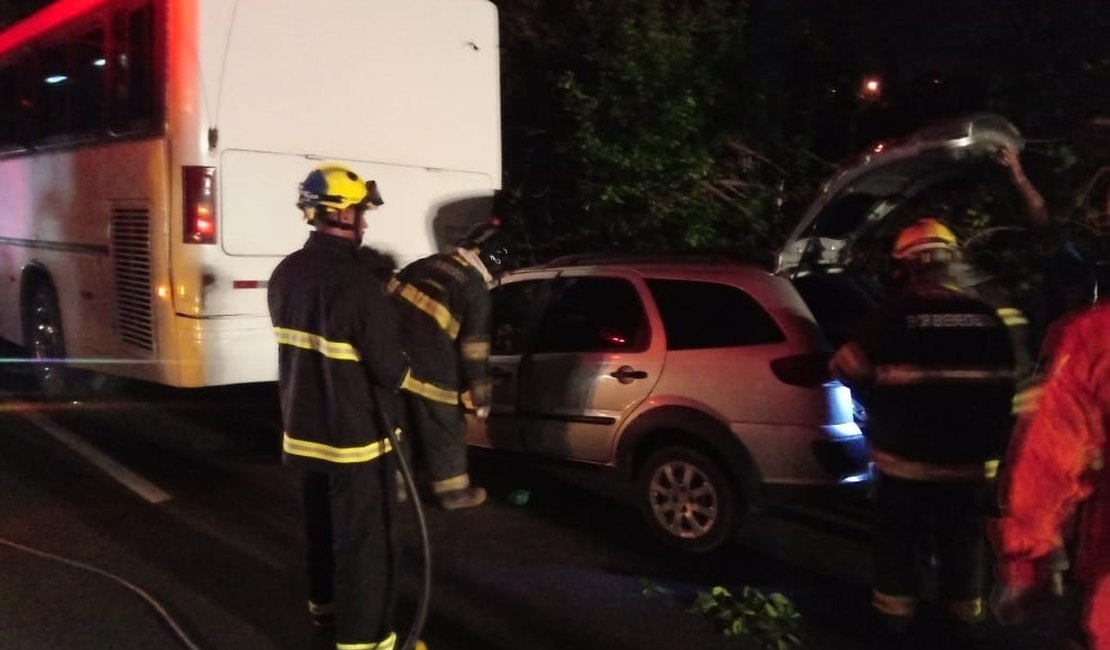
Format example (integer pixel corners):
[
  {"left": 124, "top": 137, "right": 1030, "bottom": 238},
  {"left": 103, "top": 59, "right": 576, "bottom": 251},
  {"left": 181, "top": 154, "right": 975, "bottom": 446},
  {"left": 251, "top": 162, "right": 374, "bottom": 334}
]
[{"left": 775, "top": 113, "right": 1024, "bottom": 276}]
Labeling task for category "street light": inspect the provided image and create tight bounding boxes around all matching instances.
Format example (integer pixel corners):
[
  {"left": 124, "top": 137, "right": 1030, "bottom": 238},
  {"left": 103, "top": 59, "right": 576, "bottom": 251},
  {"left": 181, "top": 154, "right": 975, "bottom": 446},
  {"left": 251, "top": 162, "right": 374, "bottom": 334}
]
[{"left": 859, "top": 75, "right": 882, "bottom": 101}]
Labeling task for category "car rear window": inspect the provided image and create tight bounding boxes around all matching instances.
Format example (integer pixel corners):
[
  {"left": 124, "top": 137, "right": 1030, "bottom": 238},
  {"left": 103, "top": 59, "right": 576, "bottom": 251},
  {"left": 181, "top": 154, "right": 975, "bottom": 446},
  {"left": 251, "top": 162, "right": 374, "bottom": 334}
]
[{"left": 647, "top": 279, "right": 784, "bottom": 350}]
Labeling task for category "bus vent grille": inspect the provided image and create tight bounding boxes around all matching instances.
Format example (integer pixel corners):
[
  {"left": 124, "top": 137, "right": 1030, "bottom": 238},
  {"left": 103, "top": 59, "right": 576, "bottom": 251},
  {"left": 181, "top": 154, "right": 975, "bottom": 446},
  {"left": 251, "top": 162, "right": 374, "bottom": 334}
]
[{"left": 111, "top": 207, "right": 154, "bottom": 351}]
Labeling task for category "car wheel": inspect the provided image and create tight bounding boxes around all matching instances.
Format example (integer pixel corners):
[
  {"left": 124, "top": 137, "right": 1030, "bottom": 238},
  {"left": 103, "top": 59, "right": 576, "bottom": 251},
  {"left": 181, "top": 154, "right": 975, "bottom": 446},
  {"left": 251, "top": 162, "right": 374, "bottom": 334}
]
[
  {"left": 636, "top": 446, "right": 738, "bottom": 553},
  {"left": 24, "top": 282, "right": 69, "bottom": 396}
]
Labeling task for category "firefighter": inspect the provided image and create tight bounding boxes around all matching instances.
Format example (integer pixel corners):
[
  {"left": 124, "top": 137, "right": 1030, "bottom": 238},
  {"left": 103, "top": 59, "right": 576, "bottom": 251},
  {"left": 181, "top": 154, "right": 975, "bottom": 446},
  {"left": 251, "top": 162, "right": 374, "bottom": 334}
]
[
  {"left": 268, "top": 164, "right": 419, "bottom": 650},
  {"left": 830, "top": 217, "right": 1024, "bottom": 637},
  {"left": 990, "top": 297, "right": 1109, "bottom": 649},
  {"left": 389, "top": 219, "right": 505, "bottom": 510}
]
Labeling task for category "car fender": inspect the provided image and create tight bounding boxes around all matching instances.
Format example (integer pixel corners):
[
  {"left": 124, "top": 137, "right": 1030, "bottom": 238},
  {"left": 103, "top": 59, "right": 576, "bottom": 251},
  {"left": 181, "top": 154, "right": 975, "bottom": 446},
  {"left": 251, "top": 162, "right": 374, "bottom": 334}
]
[{"left": 614, "top": 404, "right": 765, "bottom": 509}]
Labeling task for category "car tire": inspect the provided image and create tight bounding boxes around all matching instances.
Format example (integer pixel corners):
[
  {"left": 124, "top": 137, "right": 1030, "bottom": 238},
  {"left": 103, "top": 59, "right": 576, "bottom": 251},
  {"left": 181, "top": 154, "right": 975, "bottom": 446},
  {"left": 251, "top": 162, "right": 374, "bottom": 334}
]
[{"left": 636, "top": 445, "right": 738, "bottom": 554}]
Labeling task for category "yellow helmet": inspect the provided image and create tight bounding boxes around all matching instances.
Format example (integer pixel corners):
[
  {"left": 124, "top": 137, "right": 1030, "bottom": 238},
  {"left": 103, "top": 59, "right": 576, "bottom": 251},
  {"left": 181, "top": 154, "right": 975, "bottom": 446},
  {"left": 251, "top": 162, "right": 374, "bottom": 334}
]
[
  {"left": 891, "top": 217, "right": 958, "bottom": 261},
  {"left": 296, "top": 164, "right": 383, "bottom": 212}
]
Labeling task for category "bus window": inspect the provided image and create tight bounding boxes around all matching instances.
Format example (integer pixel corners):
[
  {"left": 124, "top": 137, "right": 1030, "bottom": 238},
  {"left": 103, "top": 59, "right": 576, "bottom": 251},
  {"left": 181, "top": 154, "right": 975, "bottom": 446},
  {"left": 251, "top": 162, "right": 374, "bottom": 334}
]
[
  {"left": 72, "top": 29, "right": 106, "bottom": 135},
  {"left": 111, "top": 4, "right": 158, "bottom": 134},
  {"left": 38, "top": 42, "right": 71, "bottom": 141},
  {"left": 0, "top": 67, "right": 18, "bottom": 149}
]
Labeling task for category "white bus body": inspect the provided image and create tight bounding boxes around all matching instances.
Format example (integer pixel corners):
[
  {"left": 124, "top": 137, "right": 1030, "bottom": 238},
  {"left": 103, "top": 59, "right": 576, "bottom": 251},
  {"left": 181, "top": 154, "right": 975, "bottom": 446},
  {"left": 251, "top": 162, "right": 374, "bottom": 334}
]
[{"left": 0, "top": 0, "right": 502, "bottom": 388}]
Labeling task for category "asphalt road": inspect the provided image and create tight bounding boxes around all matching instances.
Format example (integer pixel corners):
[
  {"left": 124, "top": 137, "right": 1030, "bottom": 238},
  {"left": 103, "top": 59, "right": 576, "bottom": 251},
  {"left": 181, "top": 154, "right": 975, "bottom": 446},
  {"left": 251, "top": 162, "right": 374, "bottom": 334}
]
[{"left": 0, "top": 357, "right": 1084, "bottom": 650}]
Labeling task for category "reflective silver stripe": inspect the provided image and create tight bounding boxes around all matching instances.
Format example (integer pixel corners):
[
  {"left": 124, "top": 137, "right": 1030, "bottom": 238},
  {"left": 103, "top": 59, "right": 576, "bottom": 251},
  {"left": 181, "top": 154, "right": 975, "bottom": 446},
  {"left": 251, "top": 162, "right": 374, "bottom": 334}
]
[
  {"left": 831, "top": 342, "right": 872, "bottom": 381},
  {"left": 875, "top": 365, "right": 1013, "bottom": 384},
  {"left": 282, "top": 432, "right": 393, "bottom": 464},
  {"left": 872, "top": 449, "right": 999, "bottom": 481},
  {"left": 388, "top": 278, "right": 461, "bottom": 340},
  {"left": 872, "top": 590, "right": 916, "bottom": 616},
  {"left": 337, "top": 632, "right": 397, "bottom": 650},
  {"left": 400, "top": 373, "right": 459, "bottom": 405},
  {"left": 461, "top": 340, "right": 490, "bottom": 361},
  {"left": 273, "top": 327, "right": 360, "bottom": 361},
  {"left": 996, "top": 307, "right": 1029, "bottom": 327}
]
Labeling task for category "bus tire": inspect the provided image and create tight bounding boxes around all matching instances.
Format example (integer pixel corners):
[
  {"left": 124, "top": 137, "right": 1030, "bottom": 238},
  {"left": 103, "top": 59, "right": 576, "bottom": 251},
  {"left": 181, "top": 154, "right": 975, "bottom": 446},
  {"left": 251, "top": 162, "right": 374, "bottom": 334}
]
[{"left": 23, "top": 281, "right": 69, "bottom": 397}]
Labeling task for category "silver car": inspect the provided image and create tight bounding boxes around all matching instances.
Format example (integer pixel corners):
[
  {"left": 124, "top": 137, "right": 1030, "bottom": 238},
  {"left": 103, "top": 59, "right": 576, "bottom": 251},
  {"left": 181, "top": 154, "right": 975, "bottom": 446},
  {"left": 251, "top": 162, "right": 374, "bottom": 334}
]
[
  {"left": 468, "top": 112, "right": 1025, "bottom": 553},
  {"left": 468, "top": 257, "right": 868, "bottom": 552}
]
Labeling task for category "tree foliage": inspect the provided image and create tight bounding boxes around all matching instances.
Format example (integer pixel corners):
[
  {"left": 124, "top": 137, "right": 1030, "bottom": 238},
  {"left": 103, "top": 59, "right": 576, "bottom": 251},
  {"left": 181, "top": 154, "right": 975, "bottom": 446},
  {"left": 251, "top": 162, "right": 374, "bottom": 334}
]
[{"left": 497, "top": 0, "right": 831, "bottom": 265}]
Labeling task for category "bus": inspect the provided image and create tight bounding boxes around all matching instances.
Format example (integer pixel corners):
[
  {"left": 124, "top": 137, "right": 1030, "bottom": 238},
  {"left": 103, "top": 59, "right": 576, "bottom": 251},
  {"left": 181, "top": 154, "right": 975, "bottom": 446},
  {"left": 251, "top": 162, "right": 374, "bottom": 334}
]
[{"left": 0, "top": 0, "right": 502, "bottom": 391}]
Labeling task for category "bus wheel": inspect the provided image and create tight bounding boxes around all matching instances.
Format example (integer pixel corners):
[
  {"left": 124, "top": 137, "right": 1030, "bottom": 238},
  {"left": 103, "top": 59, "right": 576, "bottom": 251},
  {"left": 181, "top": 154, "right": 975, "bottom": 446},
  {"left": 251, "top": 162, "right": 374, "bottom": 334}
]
[{"left": 25, "top": 283, "right": 68, "bottom": 396}]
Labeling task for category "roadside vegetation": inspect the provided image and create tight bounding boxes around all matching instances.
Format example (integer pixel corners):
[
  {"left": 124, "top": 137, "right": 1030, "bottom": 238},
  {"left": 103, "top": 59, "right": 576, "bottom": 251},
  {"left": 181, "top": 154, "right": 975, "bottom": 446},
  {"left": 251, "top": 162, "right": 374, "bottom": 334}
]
[{"left": 495, "top": 0, "right": 1109, "bottom": 276}]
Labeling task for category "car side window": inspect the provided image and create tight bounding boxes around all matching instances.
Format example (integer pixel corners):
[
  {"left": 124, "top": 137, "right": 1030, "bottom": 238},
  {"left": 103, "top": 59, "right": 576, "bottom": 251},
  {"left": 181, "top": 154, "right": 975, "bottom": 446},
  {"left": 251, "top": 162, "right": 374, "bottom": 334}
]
[
  {"left": 533, "top": 277, "right": 649, "bottom": 354},
  {"left": 647, "top": 279, "right": 785, "bottom": 350},
  {"left": 490, "top": 279, "right": 546, "bottom": 355}
]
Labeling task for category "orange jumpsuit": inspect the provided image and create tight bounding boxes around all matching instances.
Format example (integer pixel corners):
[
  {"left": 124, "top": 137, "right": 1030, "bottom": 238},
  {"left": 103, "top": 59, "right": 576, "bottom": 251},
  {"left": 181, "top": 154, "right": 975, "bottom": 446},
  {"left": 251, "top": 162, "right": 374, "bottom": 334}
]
[{"left": 993, "top": 302, "right": 1110, "bottom": 649}]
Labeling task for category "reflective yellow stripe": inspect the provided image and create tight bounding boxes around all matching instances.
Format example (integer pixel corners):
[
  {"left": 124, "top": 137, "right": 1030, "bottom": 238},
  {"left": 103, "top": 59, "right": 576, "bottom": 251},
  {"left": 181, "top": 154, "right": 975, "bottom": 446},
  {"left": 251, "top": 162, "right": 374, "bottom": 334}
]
[
  {"left": 1012, "top": 385, "right": 1043, "bottom": 414},
  {"left": 872, "top": 449, "right": 998, "bottom": 481},
  {"left": 400, "top": 373, "right": 459, "bottom": 405},
  {"left": 274, "top": 327, "right": 360, "bottom": 361},
  {"left": 282, "top": 432, "right": 393, "bottom": 464},
  {"left": 338, "top": 632, "right": 397, "bottom": 650},
  {"left": 389, "top": 279, "right": 461, "bottom": 340},
  {"left": 872, "top": 590, "right": 916, "bottom": 616},
  {"left": 946, "top": 598, "right": 984, "bottom": 622},
  {"left": 432, "top": 473, "right": 470, "bottom": 494},
  {"left": 461, "top": 339, "right": 490, "bottom": 361},
  {"left": 996, "top": 307, "right": 1029, "bottom": 327},
  {"left": 875, "top": 364, "right": 1013, "bottom": 384}
]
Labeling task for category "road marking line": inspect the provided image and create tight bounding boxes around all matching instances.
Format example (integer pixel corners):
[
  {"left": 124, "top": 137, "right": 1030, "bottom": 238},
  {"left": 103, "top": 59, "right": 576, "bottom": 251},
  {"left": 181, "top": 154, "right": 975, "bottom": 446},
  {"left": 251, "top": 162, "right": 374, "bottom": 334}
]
[{"left": 18, "top": 408, "right": 172, "bottom": 504}]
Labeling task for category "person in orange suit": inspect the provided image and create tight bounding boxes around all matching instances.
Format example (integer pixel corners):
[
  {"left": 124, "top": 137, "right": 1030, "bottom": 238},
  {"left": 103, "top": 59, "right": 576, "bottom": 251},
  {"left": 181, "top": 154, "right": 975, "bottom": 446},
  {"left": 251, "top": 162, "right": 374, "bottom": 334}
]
[{"left": 990, "top": 299, "right": 1110, "bottom": 650}]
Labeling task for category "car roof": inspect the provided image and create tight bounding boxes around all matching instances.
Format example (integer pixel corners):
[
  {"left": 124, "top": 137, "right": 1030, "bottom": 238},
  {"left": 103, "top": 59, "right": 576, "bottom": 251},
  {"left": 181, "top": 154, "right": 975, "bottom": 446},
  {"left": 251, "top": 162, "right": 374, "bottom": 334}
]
[{"left": 503, "top": 254, "right": 779, "bottom": 284}]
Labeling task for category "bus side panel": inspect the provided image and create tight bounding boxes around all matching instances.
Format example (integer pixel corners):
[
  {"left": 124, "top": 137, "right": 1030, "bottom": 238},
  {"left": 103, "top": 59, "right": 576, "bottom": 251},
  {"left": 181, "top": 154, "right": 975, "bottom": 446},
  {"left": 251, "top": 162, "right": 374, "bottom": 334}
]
[{"left": 0, "top": 139, "right": 172, "bottom": 384}]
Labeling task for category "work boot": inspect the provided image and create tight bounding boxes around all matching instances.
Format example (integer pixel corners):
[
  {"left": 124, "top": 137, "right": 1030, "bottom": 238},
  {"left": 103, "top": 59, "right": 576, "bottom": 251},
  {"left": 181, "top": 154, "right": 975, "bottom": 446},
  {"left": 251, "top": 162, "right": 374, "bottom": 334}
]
[{"left": 438, "top": 486, "right": 487, "bottom": 510}]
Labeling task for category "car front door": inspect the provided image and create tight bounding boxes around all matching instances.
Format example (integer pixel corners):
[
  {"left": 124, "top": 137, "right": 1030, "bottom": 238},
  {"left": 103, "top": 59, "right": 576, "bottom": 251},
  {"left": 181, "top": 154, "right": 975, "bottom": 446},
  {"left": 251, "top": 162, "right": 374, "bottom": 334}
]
[
  {"left": 466, "top": 276, "right": 552, "bottom": 451},
  {"left": 516, "top": 272, "right": 664, "bottom": 463}
]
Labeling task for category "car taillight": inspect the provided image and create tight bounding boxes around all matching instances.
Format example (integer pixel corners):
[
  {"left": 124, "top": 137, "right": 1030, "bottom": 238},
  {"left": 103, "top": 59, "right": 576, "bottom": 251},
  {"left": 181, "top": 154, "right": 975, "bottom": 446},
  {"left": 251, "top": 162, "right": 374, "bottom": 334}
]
[
  {"left": 183, "top": 166, "right": 217, "bottom": 244},
  {"left": 770, "top": 352, "right": 831, "bottom": 387}
]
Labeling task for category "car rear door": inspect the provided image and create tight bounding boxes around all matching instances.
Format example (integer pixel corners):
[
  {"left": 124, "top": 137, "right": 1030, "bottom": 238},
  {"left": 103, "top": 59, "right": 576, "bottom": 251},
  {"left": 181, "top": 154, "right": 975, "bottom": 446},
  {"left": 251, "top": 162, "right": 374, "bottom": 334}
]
[{"left": 515, "top": 270, "right": 664, "bottom": 463}]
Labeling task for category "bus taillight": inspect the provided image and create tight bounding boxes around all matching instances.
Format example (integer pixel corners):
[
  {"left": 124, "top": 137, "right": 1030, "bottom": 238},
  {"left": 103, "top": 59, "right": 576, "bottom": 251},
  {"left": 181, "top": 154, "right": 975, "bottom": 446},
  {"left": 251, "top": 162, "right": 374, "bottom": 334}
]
[{"left": 183, "top": 166, "right": 217, "bottom": 244}]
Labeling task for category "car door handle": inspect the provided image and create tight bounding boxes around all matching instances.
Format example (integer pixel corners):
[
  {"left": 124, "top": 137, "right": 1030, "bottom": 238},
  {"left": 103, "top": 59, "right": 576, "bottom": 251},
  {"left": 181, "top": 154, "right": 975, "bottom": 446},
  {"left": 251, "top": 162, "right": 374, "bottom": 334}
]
[{"left": 609, "top": 365, "right": 648, "bottom": 384}]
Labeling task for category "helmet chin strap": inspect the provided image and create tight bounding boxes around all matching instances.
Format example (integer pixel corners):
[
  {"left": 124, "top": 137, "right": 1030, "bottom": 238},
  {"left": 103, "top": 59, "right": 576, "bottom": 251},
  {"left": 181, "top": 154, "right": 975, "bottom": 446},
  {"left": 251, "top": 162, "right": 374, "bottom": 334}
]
[{"left": 311, "top": 208, "right": 358, "bottom": 231}]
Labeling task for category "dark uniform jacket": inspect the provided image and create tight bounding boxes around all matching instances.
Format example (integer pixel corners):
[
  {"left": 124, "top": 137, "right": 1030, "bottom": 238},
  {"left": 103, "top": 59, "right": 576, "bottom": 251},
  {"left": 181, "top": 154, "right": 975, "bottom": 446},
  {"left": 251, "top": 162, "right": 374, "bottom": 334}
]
[
  {"left": 389, "top": 250, "right": 492, "bottom": 409},
  {"left": 268, "top": 233, "right": 409, "bottom": 472},
  {"left": 837, "top": 264, "right": 1022, "bottom": 476},
  {"left": 834, "top": 261, "right": 1021, "bottom": 474}
]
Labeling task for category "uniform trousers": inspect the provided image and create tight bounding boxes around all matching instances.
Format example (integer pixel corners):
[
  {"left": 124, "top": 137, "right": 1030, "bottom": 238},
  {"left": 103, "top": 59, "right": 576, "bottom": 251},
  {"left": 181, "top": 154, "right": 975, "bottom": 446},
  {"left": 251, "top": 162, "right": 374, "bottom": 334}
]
[
  {"left": 872, "top": 472, "right": 991, "bottom": 620},
  {"left": 302, "top": 456, "right": 399, "bottom": 645},
  {"left": 405, "top": 394, "right": 469, "bottom": 488}
]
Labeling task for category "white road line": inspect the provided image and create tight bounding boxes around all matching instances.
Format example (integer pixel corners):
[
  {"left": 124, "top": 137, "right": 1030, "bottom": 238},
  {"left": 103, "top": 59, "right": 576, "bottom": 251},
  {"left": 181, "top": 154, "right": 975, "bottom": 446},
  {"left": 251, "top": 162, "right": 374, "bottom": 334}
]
[{"left": 18, "top": 409, "right": 172, "bottom": 504}]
